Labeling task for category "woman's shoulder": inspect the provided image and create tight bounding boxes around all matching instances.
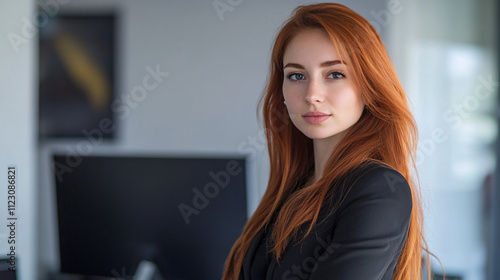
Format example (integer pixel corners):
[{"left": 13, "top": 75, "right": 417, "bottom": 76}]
[
  {"left": 334, "top": 161, "right": 413, "bottom": 215},
  {"left": 351, "top": 161, "right": 410, "bottom": 191}
]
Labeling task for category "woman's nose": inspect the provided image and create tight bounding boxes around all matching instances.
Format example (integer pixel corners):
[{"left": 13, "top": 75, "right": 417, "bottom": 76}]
[{"left": 304, "top": 79, "right": 325, "bottom": 104}]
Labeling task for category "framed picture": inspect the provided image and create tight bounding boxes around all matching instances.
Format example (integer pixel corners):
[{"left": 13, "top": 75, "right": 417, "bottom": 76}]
[{"left": 39, "top": 14, "right": 116, "bottom": 139}]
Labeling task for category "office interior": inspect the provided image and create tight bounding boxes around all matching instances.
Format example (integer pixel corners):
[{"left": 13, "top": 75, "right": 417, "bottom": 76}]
[{"left": 0, "top": 0, "right": 499, "bottom": 279}]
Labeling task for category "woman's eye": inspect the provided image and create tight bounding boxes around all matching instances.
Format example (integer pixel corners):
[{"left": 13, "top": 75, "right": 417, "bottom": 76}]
[
  {"left": 328, "top": 72, "right": 345, "bottom": 79},
  {"left": 287, "top": 73, "right": 305, "bottom": 81}
]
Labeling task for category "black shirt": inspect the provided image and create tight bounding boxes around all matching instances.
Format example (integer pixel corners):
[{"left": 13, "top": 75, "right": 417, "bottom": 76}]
[{"left": 240, "top": 162, "right": 412, "bottom": 280}]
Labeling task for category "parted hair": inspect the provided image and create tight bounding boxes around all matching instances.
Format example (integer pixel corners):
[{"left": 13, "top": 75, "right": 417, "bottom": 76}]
[{"left": 222, "top": 3, "right": 428, "bottom": 280}]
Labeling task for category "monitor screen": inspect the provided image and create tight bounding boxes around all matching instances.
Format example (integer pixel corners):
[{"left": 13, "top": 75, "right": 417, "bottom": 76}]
[
  {"left": 0, "top": 258, "right": 17, "bottom": 280},
  {"left": 53, "top": 154, "right": 247, "bottom": 280}
]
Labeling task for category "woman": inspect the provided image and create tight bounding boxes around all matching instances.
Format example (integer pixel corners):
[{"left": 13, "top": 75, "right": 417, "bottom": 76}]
[{"left": 223, "top": 3, "right": 428, "bottom": 280}]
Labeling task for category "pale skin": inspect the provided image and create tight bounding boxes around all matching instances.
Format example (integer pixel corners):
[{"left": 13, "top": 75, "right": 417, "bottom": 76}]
[{"left": 282, "top": 28, "right": 365, "bottom": 184}]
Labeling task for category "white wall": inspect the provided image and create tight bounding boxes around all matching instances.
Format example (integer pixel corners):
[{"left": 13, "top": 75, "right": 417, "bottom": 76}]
[
  {"left": 36, "top": 0, "right": 390, "bottom": 279},
  {"left": 0, "top": 1, "right": 37, "bottom": 280}
]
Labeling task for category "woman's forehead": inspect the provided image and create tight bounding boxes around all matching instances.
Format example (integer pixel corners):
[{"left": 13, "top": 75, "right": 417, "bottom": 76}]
[{"left": 282, "top": 29, "right": 348, "bottom": 68}]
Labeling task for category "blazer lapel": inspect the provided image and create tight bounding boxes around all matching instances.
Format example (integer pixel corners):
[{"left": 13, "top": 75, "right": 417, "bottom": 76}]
[
  {"left": 266, "top": 250, "right": 278, "bottom": 279},
  {"left": 241, "top": 227, "right": 266, "bottom": 280}
]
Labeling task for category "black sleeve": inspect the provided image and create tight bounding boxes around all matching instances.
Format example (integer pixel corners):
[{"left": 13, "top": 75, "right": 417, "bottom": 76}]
[{"left": 309, "top": 166, "right": 413, "bottom": 280}]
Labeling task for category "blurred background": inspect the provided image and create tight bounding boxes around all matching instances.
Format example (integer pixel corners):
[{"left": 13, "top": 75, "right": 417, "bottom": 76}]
[{"left": 0, "top": 0, "right": 498, "bottom": 279}]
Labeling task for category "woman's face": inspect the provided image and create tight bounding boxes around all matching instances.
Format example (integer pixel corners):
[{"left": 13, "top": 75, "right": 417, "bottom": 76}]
[{"left": 282, "top": 28, "right": 365, "bottom": 142}]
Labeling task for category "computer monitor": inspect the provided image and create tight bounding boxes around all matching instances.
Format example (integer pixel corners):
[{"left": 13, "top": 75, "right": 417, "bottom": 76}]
[
  {"left": 52, "top": 154, "right": 248, "bottom": 280},
  {"left": 0, "top": 258, "right": 17, "bottom": 280}
]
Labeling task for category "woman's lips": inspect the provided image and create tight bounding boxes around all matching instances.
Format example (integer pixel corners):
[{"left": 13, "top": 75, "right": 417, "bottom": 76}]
[{"left": 303, "top": 111, "right": 331, "bottom": 124}]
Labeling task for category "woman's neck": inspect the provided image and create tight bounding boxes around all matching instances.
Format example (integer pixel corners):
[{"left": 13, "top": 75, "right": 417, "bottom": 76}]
[{"left": 311, "top": 129, "right": 349, "bottom": 183}]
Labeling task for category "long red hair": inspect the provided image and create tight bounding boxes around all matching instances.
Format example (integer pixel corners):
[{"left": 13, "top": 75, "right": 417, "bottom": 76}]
[{"left": 223, "top": 3, "right": 428, "bottom": 280}]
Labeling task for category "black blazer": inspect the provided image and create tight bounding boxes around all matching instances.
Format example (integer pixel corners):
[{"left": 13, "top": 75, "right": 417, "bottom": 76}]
[{"left": 239, "top": 162, "right": 412, "bottom": 280}]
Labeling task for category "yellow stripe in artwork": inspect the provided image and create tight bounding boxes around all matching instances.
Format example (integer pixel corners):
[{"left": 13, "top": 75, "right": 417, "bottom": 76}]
[{"left": 53, "top": 33, "right": 111, "bottom": 111}]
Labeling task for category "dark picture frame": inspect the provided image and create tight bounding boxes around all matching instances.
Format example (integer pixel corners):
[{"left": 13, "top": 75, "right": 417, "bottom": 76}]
[{"left": 38, "top": 14, "right": 116, "bottom": 139}]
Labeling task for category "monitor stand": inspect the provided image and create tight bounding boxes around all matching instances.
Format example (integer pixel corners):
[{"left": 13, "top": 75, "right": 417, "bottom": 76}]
[{"left": 133, "top": 261, "right": 162, "bottom": 280}]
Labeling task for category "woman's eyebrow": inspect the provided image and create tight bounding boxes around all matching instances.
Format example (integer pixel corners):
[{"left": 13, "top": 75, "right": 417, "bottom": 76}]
[{"left": 283, "top": 60, "right": 346, "bottom": 69}]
